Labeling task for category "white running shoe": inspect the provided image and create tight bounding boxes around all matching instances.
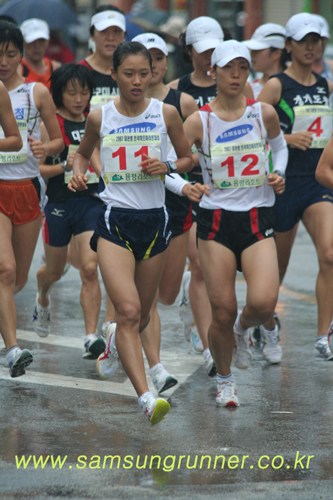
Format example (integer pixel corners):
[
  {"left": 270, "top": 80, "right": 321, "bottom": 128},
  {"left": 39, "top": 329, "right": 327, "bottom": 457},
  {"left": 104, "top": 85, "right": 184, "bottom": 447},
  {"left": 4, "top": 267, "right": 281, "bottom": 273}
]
[
  {"left": 328, "top": 323, "right": 333, "bottom": 355},
  {"left": 203, "top": 349, "right": 216, "bottom": 377},
  {"left": 190, "top": 325, "right": 204, "bottom": 353},
  {"left": 314, "top": 335, "right": 333, "bottom": 360},
  {"left": 138, "top": 393, "right": 170, "bottom": 425},
  {"left": 151, "top": 366, "right": 178, "bottom": 394},
  {"left": 32, "top": 294, "right": 50, "bottom": 337},
  {"left": 215, "top": 377, "right": 239, "bottom": 407},
  {"left": 259, "top": 325, "right": 282, "bottom": 364},
  {"left": 7, "top": 347, "right": 33, "bottom": 378},
  {"left": 82, "top": 334, "right": 106, "bottom": 360},
  {"left": 232, "top": 314, "right": 254, "bottom": 370},
  {"left": 96, "top": 323, "right": 119, "bottom": 378}
]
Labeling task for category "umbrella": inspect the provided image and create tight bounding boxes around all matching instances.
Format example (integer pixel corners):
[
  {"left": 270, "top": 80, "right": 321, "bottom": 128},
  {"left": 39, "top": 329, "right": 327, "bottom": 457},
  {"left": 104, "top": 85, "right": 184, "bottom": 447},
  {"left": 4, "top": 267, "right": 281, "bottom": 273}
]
[{"left": 0, "top": 0, "right": 79, "bottom": 29}]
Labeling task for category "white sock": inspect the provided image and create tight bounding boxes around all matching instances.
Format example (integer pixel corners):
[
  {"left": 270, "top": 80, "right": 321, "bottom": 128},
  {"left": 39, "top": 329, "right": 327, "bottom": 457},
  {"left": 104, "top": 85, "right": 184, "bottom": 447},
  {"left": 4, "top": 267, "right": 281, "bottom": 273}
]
[
  {"left": 6, "top": 345, "right": 20, "bottom": 362},
  {"left": 216, "top": 373, "right": 234, "bottom": 384},
  {"left": 138, "top": 391, "right": 154, "bottom": 408},
  {"left": 203, "top": 348, "right": 211, "bottom": 357},
  {"left": 149, "top": 363, "right": 163, "bottom": 378}
]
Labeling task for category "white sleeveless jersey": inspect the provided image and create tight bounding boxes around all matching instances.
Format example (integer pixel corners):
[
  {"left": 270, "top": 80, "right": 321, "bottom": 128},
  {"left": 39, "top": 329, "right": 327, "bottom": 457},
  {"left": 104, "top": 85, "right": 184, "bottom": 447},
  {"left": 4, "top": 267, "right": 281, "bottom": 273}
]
[
  {"left": 0, "top": 82, "right": 41, "bottom": 180},
  {"left": 99, "top": 98, "right": 168, "bottom": 210},
  {"left": 198, "top": 100, "right": 275, "bottom": 211},
  {"left": 251, "top": 79, "right": 263, "bottom": 100}
]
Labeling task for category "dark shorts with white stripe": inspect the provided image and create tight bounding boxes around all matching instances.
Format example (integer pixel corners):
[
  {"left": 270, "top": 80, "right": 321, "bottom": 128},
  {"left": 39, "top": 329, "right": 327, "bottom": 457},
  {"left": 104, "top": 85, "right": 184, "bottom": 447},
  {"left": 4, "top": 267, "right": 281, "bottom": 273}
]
[{"left": 196, "top": 206, "right": 275, "bottom": 272}]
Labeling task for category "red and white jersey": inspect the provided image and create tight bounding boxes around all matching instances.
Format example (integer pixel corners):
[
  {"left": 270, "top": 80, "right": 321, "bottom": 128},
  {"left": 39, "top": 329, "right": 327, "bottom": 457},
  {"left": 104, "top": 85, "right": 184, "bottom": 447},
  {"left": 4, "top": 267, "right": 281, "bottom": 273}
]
[
  {"left": 251, "top": 79, "right": 263, "bottom": 100},
  {"left": 99, "top": 98, "right": 168, "bottom": 210},
  {"left": 197, "top": 99, "right": 275, "bottom": 211}
]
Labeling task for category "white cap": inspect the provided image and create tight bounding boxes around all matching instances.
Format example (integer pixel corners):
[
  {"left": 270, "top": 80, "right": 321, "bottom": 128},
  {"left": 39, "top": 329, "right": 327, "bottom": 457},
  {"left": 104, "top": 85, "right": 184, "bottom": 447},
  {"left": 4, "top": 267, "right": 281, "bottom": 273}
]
[
  {"left": 212, "top": 40, "right": 251, "bottom": 68},
  {"left": 186, "top": 17, "right": 224, "bottom": 53},
  {"left": 132, "top": 33, "right": 168, "bottom": 56},
  {"left": 20, "top": 19, "right": 50, "bottom": 44},
  {"left": 312, "top": 14, "right": 330, "bottom": 39},
  {"left": 243, "top": 23, "right": 286, "bottom": 50},
  {"left": 285, "top": 13, "right": 321, "bottom": 41},
  {"left": 91, "top": 10, "right": 126, "bottom": 33}
]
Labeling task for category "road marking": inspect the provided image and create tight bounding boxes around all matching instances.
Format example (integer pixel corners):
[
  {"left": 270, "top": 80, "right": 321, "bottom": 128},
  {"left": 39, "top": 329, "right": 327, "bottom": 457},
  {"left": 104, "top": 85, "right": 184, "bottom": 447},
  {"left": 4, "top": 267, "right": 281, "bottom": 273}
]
[
  {"left": 0, "top": 330, "right": 203, "bottom": 398},
  {"left": 271, "top": 411, "right": 294, "bottom": 414}
]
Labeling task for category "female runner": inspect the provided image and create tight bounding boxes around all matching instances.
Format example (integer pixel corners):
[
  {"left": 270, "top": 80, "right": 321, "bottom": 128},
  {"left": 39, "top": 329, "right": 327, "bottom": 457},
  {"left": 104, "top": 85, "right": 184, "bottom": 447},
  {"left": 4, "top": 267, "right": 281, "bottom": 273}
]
[
  {"left": 33, "top": 64, "right": 107, "bottom": 359},
  {"left": 183, "top": 40, "right": 287, "bottom": 406},
  {"left": 169, "top": 16, "right": 255, "bottom": 358},
  {"left": 69, "top": 42, "right": 193, "bottom": 424},
  {"left": 258, "top": 13, "right": 333, "bottom": 360},
  {"left": 0, "top": 21, "right": 63, "bottom": 376}
]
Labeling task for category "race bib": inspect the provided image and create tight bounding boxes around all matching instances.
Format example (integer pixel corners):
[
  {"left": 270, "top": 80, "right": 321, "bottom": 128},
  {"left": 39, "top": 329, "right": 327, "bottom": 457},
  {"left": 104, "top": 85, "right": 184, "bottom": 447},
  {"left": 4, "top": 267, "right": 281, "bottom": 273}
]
[
  {"left": 90, "top": 95, "right": 117, "bottom": 111},
  {"left": 211, "top": 140, "right": 266, "bottom": 189},
  {"left": 64, "top": 144, "right": 99, "bottom": 184},
  {"left": 292, "top": 106, "right": 333, "bottom": 148},
  {"left": 0, "top": 120, "right": 28, "bottom": 163},
  {"left": 102, "top": 132, "right": 162, "bottom": 183}
]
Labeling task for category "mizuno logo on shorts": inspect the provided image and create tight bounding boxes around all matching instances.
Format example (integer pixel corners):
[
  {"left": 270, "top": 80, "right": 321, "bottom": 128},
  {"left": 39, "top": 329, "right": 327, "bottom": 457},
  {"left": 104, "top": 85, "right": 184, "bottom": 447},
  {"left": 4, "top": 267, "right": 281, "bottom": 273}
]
[
  {"left": 51, "top": 209, "right": 65, "bottom": 217},
  {"left": 265, "top": 228, "right": 274, "bottom": 236}
]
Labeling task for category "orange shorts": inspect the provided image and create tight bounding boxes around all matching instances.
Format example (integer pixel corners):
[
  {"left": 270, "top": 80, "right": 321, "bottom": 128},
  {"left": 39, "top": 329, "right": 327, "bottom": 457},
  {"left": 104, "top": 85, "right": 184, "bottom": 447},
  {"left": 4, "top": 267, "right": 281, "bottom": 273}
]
[{"left": 0, "top": 178, "right": 42, "bottom": 225}]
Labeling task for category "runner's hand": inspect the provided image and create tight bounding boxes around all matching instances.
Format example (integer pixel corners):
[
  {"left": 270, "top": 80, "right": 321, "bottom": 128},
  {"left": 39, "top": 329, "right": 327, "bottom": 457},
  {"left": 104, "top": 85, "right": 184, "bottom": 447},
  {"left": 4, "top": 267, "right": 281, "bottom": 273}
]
[
  {"left": 139, "top": 154, "right": 168, "bottom": 176},
  {"left": 267, "top": 173, "right": 285, "bottom": 194},
  {"left": 286, "top": 132, "right": 313, "bottom": 151},
  {"left": 183, "top": 182, "right": 210, "bottom": 202},
  {"left": 67, "top": 174, "right": 88, "bottom": 192},
  {"left": 29, "top": 137, "right": 46, "bottom": 158}
]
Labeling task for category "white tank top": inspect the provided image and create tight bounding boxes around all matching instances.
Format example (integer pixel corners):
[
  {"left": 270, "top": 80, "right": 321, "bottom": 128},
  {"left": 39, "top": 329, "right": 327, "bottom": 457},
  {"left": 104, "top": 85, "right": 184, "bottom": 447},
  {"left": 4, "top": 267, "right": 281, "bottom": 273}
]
[
  {"left": 0, "top": 82, "right": 41, "bottom": 180},
  {"left": 198, "top": 100, "right": 275, "bottom": 211},
  {"left": 99, "top": 98, "right": 168, "bottom": 210}
]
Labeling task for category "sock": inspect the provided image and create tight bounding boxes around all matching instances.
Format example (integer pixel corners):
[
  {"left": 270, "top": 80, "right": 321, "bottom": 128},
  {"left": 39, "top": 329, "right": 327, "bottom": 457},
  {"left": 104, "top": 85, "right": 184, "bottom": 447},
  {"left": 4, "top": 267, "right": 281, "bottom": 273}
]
[
  {"left": 37, "top": 294, "right": 49, "bottom": 310},
  {"left": 234, "top": 313, "right": 246, "bottom": 335},
  {"left": 6, "top": 345, "right": 20, "bottom": 362},
  {"left": 138, "top": 391, "right": 155, "bottom": 408},
  {"left": 203, "top": 348, "right": 211, "bottom": 357},
  {"left": 316, "top": 335, "right": 327, "bottom": 342},
  {"left": 149, "top": 363, "right": 163, "bottom": 378},
  {"left": 216, "top": 372, "right": 234, "bottom": 385}
]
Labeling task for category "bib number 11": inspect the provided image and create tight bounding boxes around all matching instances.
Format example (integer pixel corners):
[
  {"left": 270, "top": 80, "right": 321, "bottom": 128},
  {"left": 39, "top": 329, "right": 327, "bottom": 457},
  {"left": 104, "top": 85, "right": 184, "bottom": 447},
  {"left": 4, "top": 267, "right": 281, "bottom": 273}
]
[{"left": 112, "top": 145, "right": 149, "bottom": 170}]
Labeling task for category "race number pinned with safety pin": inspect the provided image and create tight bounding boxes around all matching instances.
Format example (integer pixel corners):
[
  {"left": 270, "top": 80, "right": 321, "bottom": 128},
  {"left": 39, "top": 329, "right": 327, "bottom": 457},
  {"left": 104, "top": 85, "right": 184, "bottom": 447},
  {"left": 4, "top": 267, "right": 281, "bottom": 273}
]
[
  {"left": 64, "top": 145, "right": 99, "bottom": 184},
  {"left": 211, "top": 140, "right": 266, "bottom": 189},
  {"left": 0, "top": 120, "right": 28, "bottom": 163},
  {"left": 90, "top": 95, "right": 117, "bottom": 111},
  {"left": 292, "top": 106, "right": 333, "bottom": 149},
  {"left": 102, "top": 132, "right": 162, "bottom": 183}
]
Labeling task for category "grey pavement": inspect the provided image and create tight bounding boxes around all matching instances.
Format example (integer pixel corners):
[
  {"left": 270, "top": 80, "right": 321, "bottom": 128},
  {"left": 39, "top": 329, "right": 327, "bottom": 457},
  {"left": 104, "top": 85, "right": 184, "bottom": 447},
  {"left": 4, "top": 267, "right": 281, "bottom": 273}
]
[{"left": 1, "top": 223, "right": 333, "bottom": 500}]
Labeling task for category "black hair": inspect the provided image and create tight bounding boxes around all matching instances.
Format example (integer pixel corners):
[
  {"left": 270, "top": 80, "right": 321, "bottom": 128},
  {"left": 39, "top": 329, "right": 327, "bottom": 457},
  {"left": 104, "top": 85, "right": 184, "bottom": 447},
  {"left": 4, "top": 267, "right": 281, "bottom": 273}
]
[
  {"left": 49, "top": 64, "right": 94, "bottom": 109},
  {"left": 0, "top": 20, "right": 23, "bottom": 54},
  {"left": 90, "top": 4, "right": 125, "bottom": 36},
  {"left": 0, "top": 15, "right": 17, "bottom": 25},
  {"left": 112, "top": 41, "right": 152, "bottom": 72},
  {"left": 179, "top": 25, "right": 230, "bottom": 64},
  {"left": 269, "top": 47, "right": 289, "bottom": 70}
]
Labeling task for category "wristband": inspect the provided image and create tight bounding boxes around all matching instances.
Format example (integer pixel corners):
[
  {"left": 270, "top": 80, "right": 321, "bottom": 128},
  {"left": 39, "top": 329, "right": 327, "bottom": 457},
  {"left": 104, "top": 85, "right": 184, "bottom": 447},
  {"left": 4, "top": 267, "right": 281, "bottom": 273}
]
[{"left": 273, "top": 170, "right": 285, "bottom": 181}]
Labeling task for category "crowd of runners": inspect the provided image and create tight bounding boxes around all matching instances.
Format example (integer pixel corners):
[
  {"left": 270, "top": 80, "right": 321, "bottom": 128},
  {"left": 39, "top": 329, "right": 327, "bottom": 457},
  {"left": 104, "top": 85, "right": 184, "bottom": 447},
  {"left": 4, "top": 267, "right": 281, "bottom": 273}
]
[{"left": 1, "top": 5, "right": 333, "bottom": 426}]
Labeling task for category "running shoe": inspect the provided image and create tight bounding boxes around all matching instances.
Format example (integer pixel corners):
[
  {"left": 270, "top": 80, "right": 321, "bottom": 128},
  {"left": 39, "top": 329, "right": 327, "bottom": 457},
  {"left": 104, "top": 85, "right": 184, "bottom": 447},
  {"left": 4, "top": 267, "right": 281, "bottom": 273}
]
[
  {"left": 259, "top": 325, "right": 282, "bottom": 363},
  {"left": 62, "top": 262, "right": 71, "bottom": 276},
  {"left": 96, "top": 323, "right": 119, "bottom": 378},
  {"left": 179, "top": 271, "right": 194, "bottom": 341},
  {"left": 232, "top": 314, "right": 254, "bottom": 369},
  {"left": 190, "top": 325, "right": 204, "bottom": 353},
  {"left": 253, "top": 312, "right": 281, "bottom": 342},
  {"left": 151, "top": 366, "right": 178, "bottom": 394},
  {"left": 32, "top": 294, "right": 50, "bottom": 337},
  {"left": 138, "top": 393, "right": 171, "bottom": 425},
  {"left": 8, "top": 348, "right": 33, "bottom": 378},
  {"left": 203, "top": 349, "right": 216, "bottom": 376},
  {"left": 328, "top": 323, "right": 333, "bottom": 355},
  {"left": 215, "top": 377, "right": 239, "bottom": 407},
  {"left": 82, "top": 334, "right": 106, "bottom": 360},
  {"left": 314, "top": 335, "right": 333, "bottom": 360}
]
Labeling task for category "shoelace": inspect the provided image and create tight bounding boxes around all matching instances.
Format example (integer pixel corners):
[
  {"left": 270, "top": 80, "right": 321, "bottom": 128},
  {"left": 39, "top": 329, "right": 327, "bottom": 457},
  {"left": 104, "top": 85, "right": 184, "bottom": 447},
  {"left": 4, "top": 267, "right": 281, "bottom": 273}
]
[{"left": 265, "top": 330, "right": 278, "bottom": 349}]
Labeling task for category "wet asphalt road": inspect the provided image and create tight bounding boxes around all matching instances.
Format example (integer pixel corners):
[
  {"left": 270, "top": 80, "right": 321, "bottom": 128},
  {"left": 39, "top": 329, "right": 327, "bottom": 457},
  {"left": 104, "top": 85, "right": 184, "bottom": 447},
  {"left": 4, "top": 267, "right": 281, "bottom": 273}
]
[{"left": 1, "top": 223, "right": 333, "bottom": 500}]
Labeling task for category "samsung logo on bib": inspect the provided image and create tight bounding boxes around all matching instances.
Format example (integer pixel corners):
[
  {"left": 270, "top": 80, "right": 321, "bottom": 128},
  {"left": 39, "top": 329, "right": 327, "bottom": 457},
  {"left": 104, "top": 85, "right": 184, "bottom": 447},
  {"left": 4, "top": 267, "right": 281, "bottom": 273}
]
[
  {"left": 109, "top": 122, "right": 157, "bottom": 134},
  {"left": 216, "top": 124, "right": 253, "bottom": 143}
]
